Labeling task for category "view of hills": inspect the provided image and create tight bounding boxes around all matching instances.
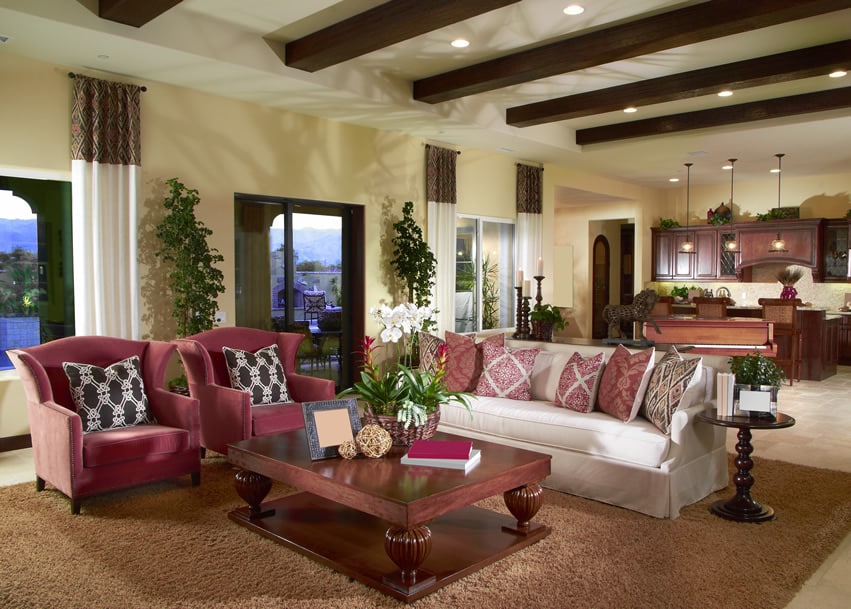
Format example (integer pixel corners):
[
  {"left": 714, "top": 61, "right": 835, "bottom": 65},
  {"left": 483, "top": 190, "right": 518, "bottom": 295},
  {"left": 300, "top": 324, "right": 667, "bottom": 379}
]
[
  {"left": 270, "top": 227, "right": 342, "bottom": 268},
  {"left": 0, "top": 219, "right": 37, "bottom": 253}
]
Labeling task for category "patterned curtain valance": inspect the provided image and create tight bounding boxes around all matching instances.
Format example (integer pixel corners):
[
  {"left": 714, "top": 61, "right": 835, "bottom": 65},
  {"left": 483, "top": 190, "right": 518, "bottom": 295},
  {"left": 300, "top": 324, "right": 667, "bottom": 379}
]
[
  {"left": 426, "top": 144, "right": 458, "bottom": 204},
  {"left": 516, "top": 163, "right": 543, "bottom": 214},
  {"left": 71, "top": 75, "right": 142, "bottom": 166}
]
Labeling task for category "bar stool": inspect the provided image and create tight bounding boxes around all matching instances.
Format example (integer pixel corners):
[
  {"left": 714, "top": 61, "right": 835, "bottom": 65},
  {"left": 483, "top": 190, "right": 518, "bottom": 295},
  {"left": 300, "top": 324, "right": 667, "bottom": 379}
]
[
  {"left": 693, "top": 297, "right": 730, "bottom": 318},
  {"left": 758, "top": 298, "right": 802, "bottom": 385}
]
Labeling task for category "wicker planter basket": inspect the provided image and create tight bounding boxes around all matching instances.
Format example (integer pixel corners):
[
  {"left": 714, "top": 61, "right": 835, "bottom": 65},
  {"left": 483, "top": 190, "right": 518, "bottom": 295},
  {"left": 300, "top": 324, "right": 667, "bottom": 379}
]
[{"left": 362, "top": 408, "right": 440, "bottom": 446}]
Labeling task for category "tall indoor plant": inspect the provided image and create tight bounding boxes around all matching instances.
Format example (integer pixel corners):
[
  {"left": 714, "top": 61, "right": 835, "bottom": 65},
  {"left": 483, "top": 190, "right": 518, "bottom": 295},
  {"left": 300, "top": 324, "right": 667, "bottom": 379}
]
[
  {"left": 390, "top": 201, "right": 436, "bottom": 309},
  {"left": 155, "top": 178, "right": 225, "bottom": 338}
]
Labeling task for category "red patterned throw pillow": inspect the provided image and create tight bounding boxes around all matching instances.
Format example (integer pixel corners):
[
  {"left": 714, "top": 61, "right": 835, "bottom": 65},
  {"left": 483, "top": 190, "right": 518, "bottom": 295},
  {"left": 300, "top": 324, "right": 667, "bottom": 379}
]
[
  {"left": 596, "top": 344, "right": 655, "bottom": 422},
  {"left": 445, "top": 332, "right": 505, "bottom": 392},
  {"left": 474, "top": 342, "right": 539, "bottom": 400},
  {"left": 553, "top": 351, "right": 606, "bottom": 413}
]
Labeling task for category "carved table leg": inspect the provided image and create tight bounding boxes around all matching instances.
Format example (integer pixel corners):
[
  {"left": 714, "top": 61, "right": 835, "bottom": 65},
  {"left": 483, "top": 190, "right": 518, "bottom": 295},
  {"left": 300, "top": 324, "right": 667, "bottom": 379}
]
[
  {"left": 382, "top": 524, "right": 436, "bottom": 595},
  {"left": 710, "top": 426, "right": 775, "bottom": 522},
  {"left": 504, "top": 482, "right": 544, "bottom": 533},
  {"left": 234, "top": 469, "right": 275, "bottom": 519}
]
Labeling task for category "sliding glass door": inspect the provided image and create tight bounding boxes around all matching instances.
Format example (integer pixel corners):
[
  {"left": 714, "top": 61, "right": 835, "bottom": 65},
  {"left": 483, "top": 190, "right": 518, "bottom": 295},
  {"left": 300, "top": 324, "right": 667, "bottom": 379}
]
[{"left": 235, "top": 196, "right": 363, "bottom": 391}]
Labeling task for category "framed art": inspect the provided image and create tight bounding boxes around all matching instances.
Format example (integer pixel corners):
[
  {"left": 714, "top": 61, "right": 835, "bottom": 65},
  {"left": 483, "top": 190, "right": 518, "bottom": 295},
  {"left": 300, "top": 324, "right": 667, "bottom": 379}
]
[{"left": 301, "top": 398, "right": 362, "bottom": 460}]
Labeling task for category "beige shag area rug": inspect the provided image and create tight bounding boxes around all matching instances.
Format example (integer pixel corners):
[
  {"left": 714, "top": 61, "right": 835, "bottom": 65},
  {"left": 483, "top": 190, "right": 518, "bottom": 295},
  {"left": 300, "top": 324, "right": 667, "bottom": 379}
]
[{"left": 1, "top": 455, "right": 849, "bottom": 609}]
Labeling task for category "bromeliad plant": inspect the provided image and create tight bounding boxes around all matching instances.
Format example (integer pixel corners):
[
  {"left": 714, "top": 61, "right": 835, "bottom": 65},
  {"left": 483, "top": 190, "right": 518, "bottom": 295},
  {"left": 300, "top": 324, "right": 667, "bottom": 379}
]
[{"left": 338, "top": 336, "right": 472, "bottom": 429}]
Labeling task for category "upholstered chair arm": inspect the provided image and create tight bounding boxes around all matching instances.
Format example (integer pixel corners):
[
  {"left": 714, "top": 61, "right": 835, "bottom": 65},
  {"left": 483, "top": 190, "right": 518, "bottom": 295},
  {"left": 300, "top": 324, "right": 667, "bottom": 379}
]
[
  {"left": 28, "top": 399, "right": 84, "bottom": 496},
  {"left": 192, "top": 382, "right": 253, "bottom": 454},
  {"left": 661, "top": 401, "right": 725, "bottom": 471},
  {"left": 147, "top": 387, "right": 201, "bottom": 449},
  {"left": 286, "top": 373, "right": 336, "bottom": 403}
]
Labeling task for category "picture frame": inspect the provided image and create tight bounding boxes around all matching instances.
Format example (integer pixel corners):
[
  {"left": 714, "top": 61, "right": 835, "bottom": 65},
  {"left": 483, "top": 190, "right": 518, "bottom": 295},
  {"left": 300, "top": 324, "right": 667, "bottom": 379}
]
[{"left": 301, "top": 398, "right": 362, "bottom": 460}]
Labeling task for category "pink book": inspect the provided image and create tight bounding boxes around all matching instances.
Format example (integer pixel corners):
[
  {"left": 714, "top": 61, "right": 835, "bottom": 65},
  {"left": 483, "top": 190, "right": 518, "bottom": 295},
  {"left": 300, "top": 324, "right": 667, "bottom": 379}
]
[{"left": 406, "top": 439, "right": 473, "bottom": 460}]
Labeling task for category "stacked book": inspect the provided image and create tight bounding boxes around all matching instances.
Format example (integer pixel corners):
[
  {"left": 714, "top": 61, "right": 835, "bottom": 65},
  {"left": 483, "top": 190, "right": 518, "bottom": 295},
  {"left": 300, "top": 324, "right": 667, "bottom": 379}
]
[
  {"left": 716, "top": 372, "right": 736, "bottom": 416},
  {"left": 400, "top": 439, "right": 481, "bottom": 473}
]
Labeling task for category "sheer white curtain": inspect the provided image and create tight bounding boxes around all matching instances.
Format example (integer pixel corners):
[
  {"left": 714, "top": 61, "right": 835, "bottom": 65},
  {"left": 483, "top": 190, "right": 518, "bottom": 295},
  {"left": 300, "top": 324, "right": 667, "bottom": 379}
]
[
  {"left": 516, "top": 164, "right": 543, "bottom": 279},
  {"left": 425, "top": 145, "right": 458, "bottom": 337},
  {"left": 71, "top": 75, "right": 143, "bottom": 338}
]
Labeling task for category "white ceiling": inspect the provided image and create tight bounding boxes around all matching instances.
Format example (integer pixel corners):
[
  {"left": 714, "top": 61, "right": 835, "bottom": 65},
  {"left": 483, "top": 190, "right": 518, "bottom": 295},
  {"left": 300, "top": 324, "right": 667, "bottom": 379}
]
[{"left": 1, "top": 0, "right": 850, "bottom": 193}]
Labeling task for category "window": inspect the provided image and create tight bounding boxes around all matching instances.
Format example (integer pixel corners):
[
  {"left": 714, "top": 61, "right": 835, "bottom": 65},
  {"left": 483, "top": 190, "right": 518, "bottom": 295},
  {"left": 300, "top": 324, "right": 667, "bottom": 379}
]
[
  {"left": 455, "top": 216, "right": 515, "bottom": 333},
  {"left": 0, "top": 177, "right": 75, "bottom": 370}
]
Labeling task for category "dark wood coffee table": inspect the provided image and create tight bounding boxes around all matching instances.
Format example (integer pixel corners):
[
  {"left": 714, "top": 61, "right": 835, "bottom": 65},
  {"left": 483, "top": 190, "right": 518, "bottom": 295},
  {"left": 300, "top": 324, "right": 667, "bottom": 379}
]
[{"left": 227, "top": 430, "right": 552, "bottom": 603}]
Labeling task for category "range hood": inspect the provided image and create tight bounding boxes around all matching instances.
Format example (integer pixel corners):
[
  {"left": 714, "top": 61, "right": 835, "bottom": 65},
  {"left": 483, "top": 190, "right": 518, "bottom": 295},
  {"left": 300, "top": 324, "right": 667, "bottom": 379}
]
[{"left": 734, "top": 219, "right": 824, "bottom": 282}]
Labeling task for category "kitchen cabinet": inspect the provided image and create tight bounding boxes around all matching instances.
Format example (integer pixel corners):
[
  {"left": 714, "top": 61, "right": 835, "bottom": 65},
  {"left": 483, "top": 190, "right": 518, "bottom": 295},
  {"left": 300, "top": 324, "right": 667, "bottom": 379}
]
[
  {"left": 824, "top": 220, "right": 850, "bottom": 281},
  {"left": 839, "top": 315, "right": 851, "bottom": 365},
  {"left": 651, "top": 229, "right": 694, "bottom": 280},
  {"left": 650, "top": 217, "right": 849, "bottom": 282}
]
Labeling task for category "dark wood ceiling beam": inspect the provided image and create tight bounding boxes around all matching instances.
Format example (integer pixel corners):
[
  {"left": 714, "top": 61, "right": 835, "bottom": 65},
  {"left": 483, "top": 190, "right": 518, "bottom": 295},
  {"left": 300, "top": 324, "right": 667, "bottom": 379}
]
[
  {"left": 285, "top": 0, "right": 520, "bottom": 72},
  {"left": 414, "top": 0, "right": 851, "bottom": 104},
  {"left": 508, "top": 40, "right": 851, "bottom": 127},
  {"left": 575, "top": 87, "right": 851, "bottom": 145},
  {"left": 99, "top": 0, "right": 183, "bottom": 28}
]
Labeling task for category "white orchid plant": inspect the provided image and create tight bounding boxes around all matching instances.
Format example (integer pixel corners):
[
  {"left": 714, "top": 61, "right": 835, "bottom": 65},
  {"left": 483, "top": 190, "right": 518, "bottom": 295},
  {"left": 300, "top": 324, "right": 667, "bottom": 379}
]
[{"left": 369, "top": 303, "right": 435, "bottom": 368}]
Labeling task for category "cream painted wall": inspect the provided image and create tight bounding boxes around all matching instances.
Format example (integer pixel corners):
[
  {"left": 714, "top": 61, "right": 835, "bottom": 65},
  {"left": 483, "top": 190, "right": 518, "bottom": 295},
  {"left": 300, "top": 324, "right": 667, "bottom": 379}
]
[
  {"left": 546, "top": 164, "right": 662, "bottom": 338},
  {"left": 0, "top": 53, "right": 525, "bottom": 437}
]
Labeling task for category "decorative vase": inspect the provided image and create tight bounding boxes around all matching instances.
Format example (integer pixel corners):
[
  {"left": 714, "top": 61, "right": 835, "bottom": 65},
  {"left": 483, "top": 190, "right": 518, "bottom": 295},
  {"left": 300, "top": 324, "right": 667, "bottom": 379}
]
[
  {"left": 362, "top": 408, "right": 440, "bottom": 446},
  {"left": 780, "top": 285, "right": 798, "bottom": 300},
  {"left": 531, "top": 320, "right": 554, "bottom": 342}
]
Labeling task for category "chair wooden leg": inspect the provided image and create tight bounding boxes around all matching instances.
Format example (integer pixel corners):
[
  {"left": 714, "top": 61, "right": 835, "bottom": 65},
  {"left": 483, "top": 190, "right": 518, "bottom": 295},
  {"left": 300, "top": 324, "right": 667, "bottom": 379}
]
[
  {"left": 199, "top": 447, "right": 206, "bottom": 459},
  {"left": 71, "top": 498, "right": 81, "bottom": 515},
  {"left": 191, "top": 471, "right": 201, "bottom": 486},
  {"left": 35, "top": 476, "right": 45, "bottom": 492}
]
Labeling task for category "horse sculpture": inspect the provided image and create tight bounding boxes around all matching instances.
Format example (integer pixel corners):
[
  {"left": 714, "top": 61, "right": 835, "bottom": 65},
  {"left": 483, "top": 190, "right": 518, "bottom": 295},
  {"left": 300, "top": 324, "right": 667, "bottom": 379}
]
[{"left": 603, "top": 289, "right": 660, "bottom": 340}]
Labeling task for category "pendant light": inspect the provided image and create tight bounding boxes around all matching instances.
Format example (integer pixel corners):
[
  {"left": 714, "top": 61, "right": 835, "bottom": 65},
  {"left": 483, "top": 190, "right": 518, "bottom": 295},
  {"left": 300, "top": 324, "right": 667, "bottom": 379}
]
[
  {"left": 723, "top": 158, "right": 740, "bottom": 253},
  {"left": 679, "top": 162, "right": 695, "bottom": 254},
  {"left": 769, "top": 153, "right": 789, "bottom": 253}
]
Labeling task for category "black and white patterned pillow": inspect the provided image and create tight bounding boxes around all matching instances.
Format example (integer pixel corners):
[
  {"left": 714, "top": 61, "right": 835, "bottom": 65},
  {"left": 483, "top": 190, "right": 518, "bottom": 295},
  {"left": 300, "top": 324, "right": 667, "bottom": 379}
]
[
  {"left": 222, "top": 344, "right": 291, "bottom": 406},
  {"left": 63, "top": 356, "right": 156, "bottom": 434}
]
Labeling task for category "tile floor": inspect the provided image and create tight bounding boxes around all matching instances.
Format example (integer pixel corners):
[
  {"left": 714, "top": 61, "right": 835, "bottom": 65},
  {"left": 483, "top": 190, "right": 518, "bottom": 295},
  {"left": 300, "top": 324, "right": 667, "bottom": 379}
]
[{"left": 1, "top": 367, "right": 849, "bottom": 608}]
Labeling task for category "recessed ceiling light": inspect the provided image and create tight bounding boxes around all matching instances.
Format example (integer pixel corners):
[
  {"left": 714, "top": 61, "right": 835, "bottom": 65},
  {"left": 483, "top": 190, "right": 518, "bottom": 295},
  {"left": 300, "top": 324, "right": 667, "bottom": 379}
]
[
  {"left": 563, "top": 4, "right": 585, "bottom": 15},
  {"left": 829, "top": 69, "right": 847, "bottom": 78},
  {"left": 451, "top": 38, "right": 470, "bottom": 48},
  {"left": 623, "top": 106, "right": 637, "bottom": 113},
  {"left": 97, "top": 54, "right": 110, "bottom": 60},
  {"left": 669, "top": 178, "right": 680, "bottom": 182},
  {"left": 718, "top": 89, "right": 733, "bottom": 97}
]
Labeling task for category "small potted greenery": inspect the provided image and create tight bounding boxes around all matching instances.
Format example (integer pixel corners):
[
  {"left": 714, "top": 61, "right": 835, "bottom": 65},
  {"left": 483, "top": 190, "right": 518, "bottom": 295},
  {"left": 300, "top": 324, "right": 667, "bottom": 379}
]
[
  {"left": 530, "top": 303, "right": 567, "bottom": 342},
  {"left": 728, "top": 352, "right": 785, "bottom": 417}
]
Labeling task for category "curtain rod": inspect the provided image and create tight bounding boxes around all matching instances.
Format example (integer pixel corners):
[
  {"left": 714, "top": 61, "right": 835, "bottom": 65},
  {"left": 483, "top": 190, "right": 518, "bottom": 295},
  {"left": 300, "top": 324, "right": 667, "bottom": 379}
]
[{"left": 68, "top": 72, "right": 147, "bottom": 92}]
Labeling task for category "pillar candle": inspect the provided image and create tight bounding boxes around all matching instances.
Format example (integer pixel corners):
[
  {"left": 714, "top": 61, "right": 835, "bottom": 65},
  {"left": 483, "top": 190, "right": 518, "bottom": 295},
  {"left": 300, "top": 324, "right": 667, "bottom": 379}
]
[
  {"left": 516, "top": 269, "right": 524, "bottom": 286},
  {"left": 523, "top": 279, "right": 531, "bottom": 297},
  {"left": 536, "top": 257, "right": 544, "bottom": 276}
]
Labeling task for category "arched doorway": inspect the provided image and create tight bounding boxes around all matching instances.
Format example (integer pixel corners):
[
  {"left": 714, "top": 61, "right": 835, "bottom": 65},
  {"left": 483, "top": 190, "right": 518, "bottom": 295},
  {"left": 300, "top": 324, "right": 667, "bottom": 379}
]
[{"left": 591, "top": 235, "right": 610, "bottom": 339}]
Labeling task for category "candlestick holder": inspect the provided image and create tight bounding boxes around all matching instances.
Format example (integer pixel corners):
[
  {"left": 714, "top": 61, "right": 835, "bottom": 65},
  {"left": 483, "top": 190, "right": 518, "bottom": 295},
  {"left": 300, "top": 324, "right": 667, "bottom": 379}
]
[
  {"left": 519, "top": 296, "right": 532, "bottom": 339},
  {"left": 533, "top": 275, "right": 544, "bottom": 311},
  {"left": 513, "top": 286, "right": 523, "bottom": 338}
]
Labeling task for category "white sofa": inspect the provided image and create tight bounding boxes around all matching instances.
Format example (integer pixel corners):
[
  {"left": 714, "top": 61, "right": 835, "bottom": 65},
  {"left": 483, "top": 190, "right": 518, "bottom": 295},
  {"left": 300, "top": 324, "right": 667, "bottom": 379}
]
[{"left": 438, "top": 339, "right": 728, "bottom": 519}]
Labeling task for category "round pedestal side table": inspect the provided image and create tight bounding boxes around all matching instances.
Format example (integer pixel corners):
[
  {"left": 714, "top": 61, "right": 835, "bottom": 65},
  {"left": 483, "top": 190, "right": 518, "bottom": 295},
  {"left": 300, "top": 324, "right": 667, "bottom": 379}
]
[{"left": 696, "top": 409, "right": 796, "bottom": 523}]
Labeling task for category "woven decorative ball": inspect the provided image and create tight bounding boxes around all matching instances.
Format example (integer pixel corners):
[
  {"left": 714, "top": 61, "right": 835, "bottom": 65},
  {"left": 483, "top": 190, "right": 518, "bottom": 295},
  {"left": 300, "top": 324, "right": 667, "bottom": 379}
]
[
  {"left": 356, "top": 424, "right": 392, "bottom": 458},
  {"left": 337, "top": 440, "right": 358, "bottom": 460}
]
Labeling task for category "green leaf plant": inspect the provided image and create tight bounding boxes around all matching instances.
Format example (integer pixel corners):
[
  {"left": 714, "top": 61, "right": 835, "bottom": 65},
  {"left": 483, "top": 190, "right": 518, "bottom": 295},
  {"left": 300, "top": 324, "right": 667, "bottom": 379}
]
[{"left": 154, "top": 178, "right": 225, "bottom": 337}]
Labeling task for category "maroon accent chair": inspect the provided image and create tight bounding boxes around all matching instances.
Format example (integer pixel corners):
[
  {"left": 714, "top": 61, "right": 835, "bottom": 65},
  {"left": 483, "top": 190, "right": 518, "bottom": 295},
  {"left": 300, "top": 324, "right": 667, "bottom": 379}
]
[
  {"left": 8, "top": 336, "right": 201, "bottom": 514},
  {"left": 174, "top": 327, "right": 336, "bottom": 456}
]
